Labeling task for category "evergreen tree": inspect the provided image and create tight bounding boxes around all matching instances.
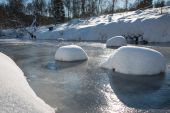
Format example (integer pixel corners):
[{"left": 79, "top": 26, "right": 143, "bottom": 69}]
[
  {"left": 8, "top": 0, "right": 24, "bottom": 17},
  {"left": 63, "top": 0, "right": 71, "bottom": 19},
  {"left": 52, "top": 0, "right": 65, "bottom": 24},
  {"left": 0, "top": 4, "right": 6, "bottom": 18},
  {"left": 32, "top": 0, "right": 46, "bottom": 15}
]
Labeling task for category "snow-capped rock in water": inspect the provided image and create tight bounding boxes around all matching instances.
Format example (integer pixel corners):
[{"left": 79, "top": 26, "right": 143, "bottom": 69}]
[
  {"left": 55, "top": 45, "right": 88, "bottom": 61},
  {"left": 106, "top": 36, "right": 127, "bottom": 47},
  {"left": 0, "top": 53, "right": 55, "bottom": 113},
  {"left": 101, "top": 46, "right": 166, "bottom": 75}
]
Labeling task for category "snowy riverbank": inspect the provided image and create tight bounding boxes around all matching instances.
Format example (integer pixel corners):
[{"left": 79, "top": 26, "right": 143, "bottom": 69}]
[
  {"left": 35, "top": 6, "right": 170, "bottom": 42},
  {"left": 1, "top": 6, "right": 170, "bottom": 42}
]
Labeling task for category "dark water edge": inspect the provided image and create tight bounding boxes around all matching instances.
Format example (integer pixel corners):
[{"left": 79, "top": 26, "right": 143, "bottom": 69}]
[{"left": 0, "top": 39, "right": 170, "bottom": 113}]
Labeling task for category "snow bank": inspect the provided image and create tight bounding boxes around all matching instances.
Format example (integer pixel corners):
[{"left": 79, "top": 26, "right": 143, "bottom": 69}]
[
  {"left": 101, "top": 46, "right": 166, "bottom": 75},
  {"left": 0, "top": 53, "right": 55, "bottom": 113},
  {"left": 55, "top": 45, "right": 88, "bottom": 61},
  {"left": 106, "top": 36, "right": 127, "bottom": 47},
  {"left": 32, "top": 7, "right": 170, "bottom": 42}
]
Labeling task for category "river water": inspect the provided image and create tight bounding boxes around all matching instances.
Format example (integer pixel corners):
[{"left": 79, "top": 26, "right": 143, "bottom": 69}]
[{"left": 0, "top": 39, "right": 170, "bottom": 113}]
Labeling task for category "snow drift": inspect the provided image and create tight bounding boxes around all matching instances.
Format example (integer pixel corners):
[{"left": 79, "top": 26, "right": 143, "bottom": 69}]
[
  {"left": 101, "top": 46, "right": 166, "bottom": 75},
  {"left": 55, "top": 45, "right": 88, "bottom": 61},
  {"left": 30, "top": 7, "right": 170, "bottom": 42},
  {"left": 106, "top": 36, "right": 127, "bottom": 47},
  {"left": 0, "top": 53, "right": 55, "bottom": 113}
]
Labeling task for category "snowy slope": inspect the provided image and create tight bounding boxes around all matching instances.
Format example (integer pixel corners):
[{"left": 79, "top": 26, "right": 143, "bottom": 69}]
[
  {"left": 1, "top": 7, "right": 170, "bottom": 42},
  {"left": 33, "top": 6, "right": 170, "bottom": 42},
  {"left": 0, "top": 53, "right": 55, "bottom": 113}
]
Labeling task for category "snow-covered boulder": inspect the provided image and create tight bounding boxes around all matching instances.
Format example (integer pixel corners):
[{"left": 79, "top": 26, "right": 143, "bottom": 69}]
[
  {"left": 55, "top": 45, "right": 88, "bottom": 61},
  {"left": 0, "top": 53, "right": 55, "bottom": 113},
  {"left": 101, "top": 46, "right": 166, "bottom": 75},
  {"left": 106, "top": 36, "right": 127, "bottom": 47}
]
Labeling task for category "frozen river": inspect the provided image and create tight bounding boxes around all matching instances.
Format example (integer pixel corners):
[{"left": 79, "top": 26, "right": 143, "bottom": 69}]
[{"left": 0, "top": 39, "right": 170, "bottom": 113}]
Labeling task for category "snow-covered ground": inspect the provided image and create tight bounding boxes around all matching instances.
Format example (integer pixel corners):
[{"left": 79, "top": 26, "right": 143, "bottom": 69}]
[
  {"left": 0, "top": 52, "right": 55, "bottom": 113},
  {"left": 33, "top": 6, "right": 170, "bottom": 42}
]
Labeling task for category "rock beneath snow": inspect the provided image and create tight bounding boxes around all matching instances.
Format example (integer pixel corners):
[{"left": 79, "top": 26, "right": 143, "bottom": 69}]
[
  {"left": 135, "top": 10, "right": 143, "bottom": 14},
  {"left": 106, "top": 36, "right": 127, "bottom": 47},
  {"left": 55, "top": 45, "right": 88, "bottom": 61},
  {"left": 101, "top": 46, "right": 166, "bottom": 75},
  {"left": 0, "top": 53, "right": 55, "bottom": 113}
]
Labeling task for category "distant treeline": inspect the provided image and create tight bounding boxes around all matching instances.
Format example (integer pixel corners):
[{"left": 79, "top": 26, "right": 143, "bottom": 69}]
[
  {"left": 0, "top": 12, "right": 54, "bottom": 28},
  {"left": 0, "top": 0, "right": 169, "bottom": 28}
]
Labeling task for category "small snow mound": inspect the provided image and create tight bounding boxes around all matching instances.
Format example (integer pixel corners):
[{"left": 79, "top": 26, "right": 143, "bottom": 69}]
[
  {"left": 55, "top": 45, "right": 88, "bottom": 61},
  {"left": 101, "top": 46, "right": 166, "bottom": 75},
  {"left": 57, "top": 38, "right": 64, "bottom": 41},
  {"left": 0, "top": 53, "right": 55, "bottom": 113},
  {"left": 106, "top": 36, "right": 127, "bottom": 47}
]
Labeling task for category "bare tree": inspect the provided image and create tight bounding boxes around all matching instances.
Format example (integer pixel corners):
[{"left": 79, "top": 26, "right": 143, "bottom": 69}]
[
  {"left": 125, "top": 0, "right": 128, "bottom": 10},
  {"left": 112, "top": 0, "right": 117, "bottom": 12},
  {"left": 81, "top": 0, "right": 85, "bottom": 17},
  {"left": 63, "top": 0, "right": 71, "bottom": 19},
  {"left": 26, "top": 3, "right": 34, "bottom": 15}
]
